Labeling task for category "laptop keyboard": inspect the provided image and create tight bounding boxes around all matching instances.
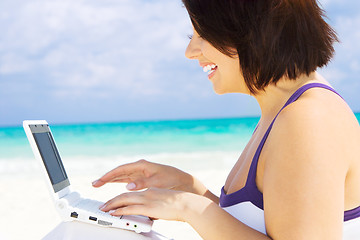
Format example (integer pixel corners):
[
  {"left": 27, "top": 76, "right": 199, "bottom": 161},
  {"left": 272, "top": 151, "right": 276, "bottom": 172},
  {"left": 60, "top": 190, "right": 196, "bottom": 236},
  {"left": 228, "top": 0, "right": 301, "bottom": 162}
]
[
  {"left": 73, "top": 198, "right": 122, "bottom": 219},
  {"left": 63, "top": 194, "right": 152, "bottom": 232}
]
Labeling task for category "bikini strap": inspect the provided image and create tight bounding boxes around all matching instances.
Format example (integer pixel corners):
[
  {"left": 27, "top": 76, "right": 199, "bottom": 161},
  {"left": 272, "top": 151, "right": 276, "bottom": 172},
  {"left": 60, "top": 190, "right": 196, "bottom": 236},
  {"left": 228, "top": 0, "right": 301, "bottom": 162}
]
[{"left": 245, "top": 83, "right": 343, "bottom": 189}]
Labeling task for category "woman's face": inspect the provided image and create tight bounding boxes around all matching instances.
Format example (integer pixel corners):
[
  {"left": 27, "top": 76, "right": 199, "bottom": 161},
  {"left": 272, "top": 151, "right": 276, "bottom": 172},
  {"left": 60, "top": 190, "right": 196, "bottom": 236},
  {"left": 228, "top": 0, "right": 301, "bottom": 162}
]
[{"left": 185, "top": 29, "right": 249, "bottom": 95}]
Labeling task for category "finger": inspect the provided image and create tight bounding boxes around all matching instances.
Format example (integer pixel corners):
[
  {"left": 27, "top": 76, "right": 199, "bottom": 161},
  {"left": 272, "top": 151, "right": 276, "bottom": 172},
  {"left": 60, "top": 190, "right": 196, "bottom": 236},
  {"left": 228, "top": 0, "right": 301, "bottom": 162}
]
[
  {"left": 100, "top": 192, "right": 145, "bottom": 212},
  {"left": 109, "top": 205, "right": 151, "bottom": 218},
  {"left": 98, "top": 160, "right": 149, "bottom": 184},
  {"left": 125, "top": 178, "right": 152, "bottom": 191},
  {"left": 93, "top": 175, "right": 147, "bottom": 189},
  {"left": 92, "top": 179, "right": 106, "bottom": 187},
  {"left": 93, "top": 175, "right": 137, "bottom": 188},
  {"left": 126, "top": 174, "right": 167, "bottom": 191},
  {"left": 125, "top": 182, "right": 137, "bottom": 190}
]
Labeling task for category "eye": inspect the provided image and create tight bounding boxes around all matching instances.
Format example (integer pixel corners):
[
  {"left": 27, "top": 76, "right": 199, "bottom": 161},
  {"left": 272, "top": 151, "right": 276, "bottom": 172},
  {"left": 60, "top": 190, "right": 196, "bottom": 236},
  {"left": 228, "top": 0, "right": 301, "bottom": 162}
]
[{"left": 188, "top": 33, "right": 204, "bottom": 40}]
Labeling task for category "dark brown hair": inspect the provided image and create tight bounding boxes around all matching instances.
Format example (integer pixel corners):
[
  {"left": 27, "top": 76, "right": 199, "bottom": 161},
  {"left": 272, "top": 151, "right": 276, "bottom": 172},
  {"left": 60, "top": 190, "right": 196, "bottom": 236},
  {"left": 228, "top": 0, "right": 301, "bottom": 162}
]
[{"left": 182, "top": 0, "right": 338, "bottom": 94}]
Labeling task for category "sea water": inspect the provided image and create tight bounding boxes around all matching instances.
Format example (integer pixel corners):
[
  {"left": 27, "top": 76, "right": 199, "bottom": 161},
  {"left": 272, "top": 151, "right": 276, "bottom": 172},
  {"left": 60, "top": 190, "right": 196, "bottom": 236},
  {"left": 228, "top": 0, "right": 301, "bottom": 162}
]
[
  {"left": 0, "top": 117, "right": 260, "bottom": 176},
  {"left": 0, "top": 117, "right": 259, "bottom": 157},
  {"left": 1, "top": 114, "right": 359, "bottom": 175}
]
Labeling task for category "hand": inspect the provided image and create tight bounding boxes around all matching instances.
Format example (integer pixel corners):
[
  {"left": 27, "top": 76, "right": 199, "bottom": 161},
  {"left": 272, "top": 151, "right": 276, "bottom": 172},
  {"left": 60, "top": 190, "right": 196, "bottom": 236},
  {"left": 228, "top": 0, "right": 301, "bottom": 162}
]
[
  {"left": 92, "top": 160, "right": 201, "bottom": 194},
  {"left": 99, "top": 187, "right": 208, "bottom": 222},
  {"left": 100, "top": 188, "right": 270, "bottom": 240}
]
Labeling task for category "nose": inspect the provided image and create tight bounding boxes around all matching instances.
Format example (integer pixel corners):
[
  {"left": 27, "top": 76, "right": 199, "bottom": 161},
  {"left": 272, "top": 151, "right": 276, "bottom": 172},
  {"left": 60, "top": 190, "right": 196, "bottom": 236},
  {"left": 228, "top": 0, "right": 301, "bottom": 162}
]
[{"left": 185, "top": 37, "right": 202, "bottom": 60}]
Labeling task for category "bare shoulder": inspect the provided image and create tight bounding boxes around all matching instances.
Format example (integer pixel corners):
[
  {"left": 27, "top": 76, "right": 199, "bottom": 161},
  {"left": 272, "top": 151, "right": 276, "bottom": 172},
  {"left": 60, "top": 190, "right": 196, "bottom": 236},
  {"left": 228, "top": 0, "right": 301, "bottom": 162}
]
[
  {"left": 281, "top": 86, "right": 357, "bottom": 126},
  {"left": 263, "top": 85, "right": 360, "bottom": 206},
  {"left": 272, "top": 87, "right": 360, "bottom": 159},
  {"left": 270, "top": 86, "right": 358, "bottom": 162},
  {"left": 262, "top": 87, "right": 360, "bottom": 238}
]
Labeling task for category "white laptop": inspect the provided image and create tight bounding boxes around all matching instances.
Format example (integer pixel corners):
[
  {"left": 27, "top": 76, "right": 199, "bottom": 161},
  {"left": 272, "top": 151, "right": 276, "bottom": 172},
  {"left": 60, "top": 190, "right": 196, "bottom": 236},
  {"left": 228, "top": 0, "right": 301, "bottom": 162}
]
[{"left": 23, "top": 120, "right": 153, "bottom": 233}]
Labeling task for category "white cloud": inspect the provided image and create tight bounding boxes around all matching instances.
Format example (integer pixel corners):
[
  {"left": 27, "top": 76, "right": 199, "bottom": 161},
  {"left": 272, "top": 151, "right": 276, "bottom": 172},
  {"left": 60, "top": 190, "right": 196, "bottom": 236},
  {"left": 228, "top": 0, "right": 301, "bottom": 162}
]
[
  {"left": 350, "top": 61, "right": 360, "bottom": 71},
  {"left": 334, "top": 16, "right": 360, "bottom": 55},
  {"left": 0, "top": 0, "right": 192, "bottom": 98},
  {"left": 0, "top": 53, "right": 32, "bottom": 74},
  {"left": 0, "top": 0, "right": 359, "bottom": 125},
  {"left": 318, "top": 67, "right": 347, "bottom": 84},
  {"left": 319, "top": 8, "right": 360, "bottom": 110}
]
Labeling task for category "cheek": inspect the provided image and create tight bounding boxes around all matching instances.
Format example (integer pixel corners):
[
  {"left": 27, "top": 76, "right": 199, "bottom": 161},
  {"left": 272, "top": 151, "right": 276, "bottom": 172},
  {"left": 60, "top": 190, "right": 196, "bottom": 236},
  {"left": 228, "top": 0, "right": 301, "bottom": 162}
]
[
  {"left": 223, "top": 59, "right": 241, "bottom": 78},
  {"left": 201, "top": 42, "right": 220, "bottom": 58}
]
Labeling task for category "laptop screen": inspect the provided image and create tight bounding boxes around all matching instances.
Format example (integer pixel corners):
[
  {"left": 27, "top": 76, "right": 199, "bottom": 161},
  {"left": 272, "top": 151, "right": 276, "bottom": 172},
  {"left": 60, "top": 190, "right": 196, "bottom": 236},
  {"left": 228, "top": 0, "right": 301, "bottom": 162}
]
[{"left": 30, "top": 124, "right": 70, "bottom": 192}]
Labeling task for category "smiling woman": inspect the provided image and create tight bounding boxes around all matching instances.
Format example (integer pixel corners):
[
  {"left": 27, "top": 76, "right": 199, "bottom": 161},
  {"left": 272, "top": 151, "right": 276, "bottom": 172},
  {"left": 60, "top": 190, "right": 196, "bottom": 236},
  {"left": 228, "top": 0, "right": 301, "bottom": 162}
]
[
  {"left": 91, "top": 0, "right": 360, "bottom": 239},
  {"left": 186, "top": 29, "right": 244, "bottom": 94},
  {"left": 184, "top": 0, "right": 338, "bottom": 94}
]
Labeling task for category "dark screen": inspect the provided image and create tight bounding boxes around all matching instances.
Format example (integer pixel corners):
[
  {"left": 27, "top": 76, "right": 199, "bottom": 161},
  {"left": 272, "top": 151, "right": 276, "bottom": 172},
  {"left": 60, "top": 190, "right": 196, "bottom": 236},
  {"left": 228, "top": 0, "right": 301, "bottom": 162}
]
[{"left": 33, "top": 132, "right": 68, "bottom": 185}]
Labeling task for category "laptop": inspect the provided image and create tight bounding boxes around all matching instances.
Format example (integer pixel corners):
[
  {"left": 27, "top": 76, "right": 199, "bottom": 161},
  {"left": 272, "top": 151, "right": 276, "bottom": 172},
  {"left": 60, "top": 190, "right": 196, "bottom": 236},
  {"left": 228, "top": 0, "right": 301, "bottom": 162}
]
[{"left": 23, "top": 120, "right": 153, "bottom": 233}]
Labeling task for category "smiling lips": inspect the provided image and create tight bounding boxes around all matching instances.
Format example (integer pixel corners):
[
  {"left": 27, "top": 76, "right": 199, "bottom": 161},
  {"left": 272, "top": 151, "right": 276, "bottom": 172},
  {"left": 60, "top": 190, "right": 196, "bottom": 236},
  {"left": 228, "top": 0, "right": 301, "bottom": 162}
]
[{"left": 202, "top": 64, "right": 218, "bottom": 78}]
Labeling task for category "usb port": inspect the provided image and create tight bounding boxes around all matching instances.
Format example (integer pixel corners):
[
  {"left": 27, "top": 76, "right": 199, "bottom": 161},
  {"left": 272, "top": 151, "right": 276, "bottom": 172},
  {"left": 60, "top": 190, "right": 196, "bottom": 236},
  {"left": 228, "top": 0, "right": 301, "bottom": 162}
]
[
  {"left": 70, "top": 212, "right": 78, "bottom": 218},
  {"left": 89, "top": 216, "right": 97, "bottom": 221}
]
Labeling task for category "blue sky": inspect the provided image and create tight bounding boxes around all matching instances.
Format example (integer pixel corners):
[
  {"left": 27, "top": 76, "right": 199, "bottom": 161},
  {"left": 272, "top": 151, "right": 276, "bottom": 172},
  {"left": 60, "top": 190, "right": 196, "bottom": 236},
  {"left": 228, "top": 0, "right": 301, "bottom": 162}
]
[{"left": 0, "top": 0, "right": 359, "bottom": 126}]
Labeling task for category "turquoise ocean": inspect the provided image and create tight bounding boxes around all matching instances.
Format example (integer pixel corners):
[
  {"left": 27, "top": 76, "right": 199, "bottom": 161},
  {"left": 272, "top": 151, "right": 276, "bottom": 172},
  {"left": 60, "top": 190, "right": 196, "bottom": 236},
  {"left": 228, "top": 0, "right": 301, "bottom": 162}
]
[
  {"left": 0, "top": 117, "right": 261, "bottom": 159},
  {"left": 1, "top": 114, "right": 359, "bottom": 175}
]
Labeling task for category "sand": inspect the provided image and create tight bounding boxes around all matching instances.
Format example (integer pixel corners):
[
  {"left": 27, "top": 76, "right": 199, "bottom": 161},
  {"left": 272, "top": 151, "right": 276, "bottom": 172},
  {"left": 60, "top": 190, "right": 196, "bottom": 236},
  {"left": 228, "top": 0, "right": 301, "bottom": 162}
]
[{"left": 0, "top": 156, "right": 230, "bottom": 240}]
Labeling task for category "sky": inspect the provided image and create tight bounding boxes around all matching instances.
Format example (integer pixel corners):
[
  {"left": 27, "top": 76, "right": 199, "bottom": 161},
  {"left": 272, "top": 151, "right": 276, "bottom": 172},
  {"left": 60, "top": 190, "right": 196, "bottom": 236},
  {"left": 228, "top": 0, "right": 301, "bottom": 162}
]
[{"left": 0, "top": 0, "right": 359, "bottom": 126}]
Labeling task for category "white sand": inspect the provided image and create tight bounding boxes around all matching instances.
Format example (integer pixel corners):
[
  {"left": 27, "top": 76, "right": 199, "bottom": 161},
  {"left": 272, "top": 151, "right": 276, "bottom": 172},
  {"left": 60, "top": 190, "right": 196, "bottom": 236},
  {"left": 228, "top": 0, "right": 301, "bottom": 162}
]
[{"left": 0, "top": 154, "right": 232, "bottom": 240}]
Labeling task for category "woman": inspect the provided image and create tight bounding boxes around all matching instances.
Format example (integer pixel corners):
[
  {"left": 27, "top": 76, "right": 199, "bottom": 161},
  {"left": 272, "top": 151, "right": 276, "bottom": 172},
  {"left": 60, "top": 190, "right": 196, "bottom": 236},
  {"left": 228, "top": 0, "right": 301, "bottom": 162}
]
[{"left": 92, "top": 0, "right": 360, "bottom": 239}]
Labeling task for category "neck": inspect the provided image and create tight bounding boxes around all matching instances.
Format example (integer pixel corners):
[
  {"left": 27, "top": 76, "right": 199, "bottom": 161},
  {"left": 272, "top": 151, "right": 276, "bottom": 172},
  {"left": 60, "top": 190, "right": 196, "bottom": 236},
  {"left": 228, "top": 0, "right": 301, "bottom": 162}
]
[{"left": 253, "top": 71, "right": 326, "bottom": 124}]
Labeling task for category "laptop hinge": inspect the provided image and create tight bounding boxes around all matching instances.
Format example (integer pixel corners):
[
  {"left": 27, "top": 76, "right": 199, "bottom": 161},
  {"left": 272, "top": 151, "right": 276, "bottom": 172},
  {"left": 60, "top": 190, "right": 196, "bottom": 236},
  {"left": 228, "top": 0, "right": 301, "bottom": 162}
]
[
  {"left": 60, "top": 191, "right": 81, "bottom": 205},
  {"left": 56, "top": 187, "right": 71, "bottom": 199}
]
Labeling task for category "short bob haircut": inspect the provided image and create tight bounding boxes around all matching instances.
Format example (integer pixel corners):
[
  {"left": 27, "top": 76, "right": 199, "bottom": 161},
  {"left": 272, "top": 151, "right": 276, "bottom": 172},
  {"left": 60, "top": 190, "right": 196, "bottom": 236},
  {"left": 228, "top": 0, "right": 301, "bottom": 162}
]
[{"left": 182, "top": 0, "right": 338, "bottom": 94}]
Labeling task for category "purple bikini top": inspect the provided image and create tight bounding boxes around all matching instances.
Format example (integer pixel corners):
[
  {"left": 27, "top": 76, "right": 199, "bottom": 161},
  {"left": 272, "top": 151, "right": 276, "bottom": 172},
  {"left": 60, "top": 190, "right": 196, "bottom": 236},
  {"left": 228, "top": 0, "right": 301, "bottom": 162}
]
[{"left": 219, "top": 83, "right": 360, "bottom": 222}]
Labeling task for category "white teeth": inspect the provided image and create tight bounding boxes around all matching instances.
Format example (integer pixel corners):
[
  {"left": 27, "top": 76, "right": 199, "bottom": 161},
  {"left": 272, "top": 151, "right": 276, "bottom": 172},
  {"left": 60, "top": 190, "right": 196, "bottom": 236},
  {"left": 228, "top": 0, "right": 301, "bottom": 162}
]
[
  {"left": 202, "top": 64, "right": 217, "bottom": 73},
  {"left": 202, "top": 65, "right": 210, "bottom": 72}
]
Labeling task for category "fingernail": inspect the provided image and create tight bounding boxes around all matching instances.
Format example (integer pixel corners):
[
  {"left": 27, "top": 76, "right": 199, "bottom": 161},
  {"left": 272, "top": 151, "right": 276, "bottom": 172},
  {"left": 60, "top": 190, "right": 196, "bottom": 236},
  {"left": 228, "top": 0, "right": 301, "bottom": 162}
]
[
  {"left": 92, "top": 180, "right": 99, "bottom": 185},
  {"left": 99, "top": 204, "right": 106, "bottom": 210},
  {"left": 126, "top": 182, "right": 136, "bottom": 190},
  {"left": 109, "top": 210, "right": 116, "bottom": 215}
]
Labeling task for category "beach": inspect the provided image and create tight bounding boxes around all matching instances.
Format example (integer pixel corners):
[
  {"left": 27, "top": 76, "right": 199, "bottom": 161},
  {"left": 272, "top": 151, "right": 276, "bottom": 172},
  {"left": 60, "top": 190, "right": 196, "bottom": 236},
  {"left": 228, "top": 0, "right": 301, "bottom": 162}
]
[
  {"left": 0, "top": 153, "right": 231, "bottom": 240},
  {"left": 1, "top": 114, "right": 359, "bottom": 239},
  {"left": 0, "top": 117, "right": 257, "bottom": 240}
]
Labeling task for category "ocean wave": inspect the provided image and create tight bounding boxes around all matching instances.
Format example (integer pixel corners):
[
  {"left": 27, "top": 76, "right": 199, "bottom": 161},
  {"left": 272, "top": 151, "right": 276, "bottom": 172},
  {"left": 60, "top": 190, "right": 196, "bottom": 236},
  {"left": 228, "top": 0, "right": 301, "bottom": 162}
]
[{"left": 0, "top": 150, "right": 241, "bottom": 176}]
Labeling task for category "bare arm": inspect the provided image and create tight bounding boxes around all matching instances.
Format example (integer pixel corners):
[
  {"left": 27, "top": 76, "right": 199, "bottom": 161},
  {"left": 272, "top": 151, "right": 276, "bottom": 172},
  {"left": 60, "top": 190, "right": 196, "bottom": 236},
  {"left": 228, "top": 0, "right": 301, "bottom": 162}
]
[
  {"left": 262, "top": 101, "right": 352, "bottom": 240},
  {"left": 183, "top": 194, "right": 271, "bottom": 240},
  {"left": 100, "top": 188, "right": 270, "bottom": 240},
  {"left": 92, "top": 160, "right": 219, "bottom": 203}
]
